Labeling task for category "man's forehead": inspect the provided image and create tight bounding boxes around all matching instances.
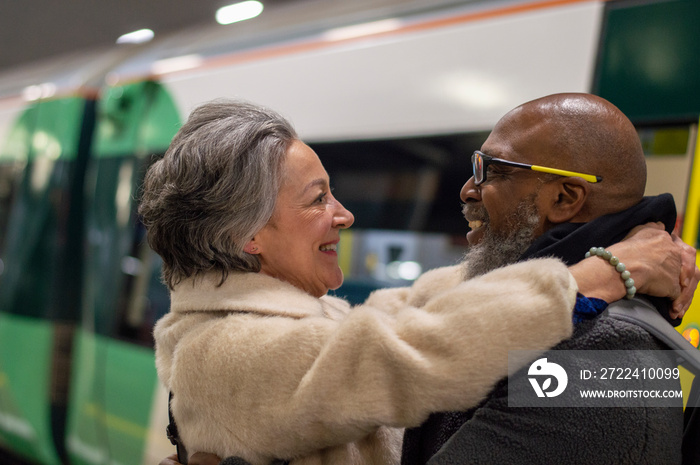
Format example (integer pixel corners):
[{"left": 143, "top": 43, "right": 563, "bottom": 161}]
[
  {"left": 479, "top": 142, "right": 526, "bottom": 164},
  {"left": 485, "top": 106, "right": 552, "bottom": 153},
  {"left": 481, "top": 128, "right": 547, "bottom": 165}
]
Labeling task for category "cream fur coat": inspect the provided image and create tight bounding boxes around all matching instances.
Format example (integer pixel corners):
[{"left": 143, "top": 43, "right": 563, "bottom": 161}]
[{"left": 154, "top": 258, "right": 577, "bottom": 465}]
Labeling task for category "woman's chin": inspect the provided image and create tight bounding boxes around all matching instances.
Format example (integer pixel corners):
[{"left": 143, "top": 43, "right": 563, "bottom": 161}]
[{"left": 326, "top": 270, "right": 345, "bottom": 292}]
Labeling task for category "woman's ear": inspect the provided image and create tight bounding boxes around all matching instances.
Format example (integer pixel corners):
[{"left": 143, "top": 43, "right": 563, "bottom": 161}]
[
  {"left": 545, "top": 177, "right": 589, "bottom": 224},
  {"left": 243, "top": 239, "right": 260, "bottom": 254}
]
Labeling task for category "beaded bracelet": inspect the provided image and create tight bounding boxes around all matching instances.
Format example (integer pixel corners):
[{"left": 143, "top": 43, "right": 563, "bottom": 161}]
[{"left": 584, "top": 247, "right": 636, "bottom": 299}]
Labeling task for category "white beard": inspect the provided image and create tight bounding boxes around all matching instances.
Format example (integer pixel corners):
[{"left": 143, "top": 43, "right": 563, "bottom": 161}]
[{"left": 462, "top": 196, "right": 541, "bottom": 279}]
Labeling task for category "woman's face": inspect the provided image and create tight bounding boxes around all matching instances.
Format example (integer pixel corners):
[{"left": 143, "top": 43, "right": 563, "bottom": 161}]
[{"left": 252, "top": 140, "right": 354, "bottom": 297}]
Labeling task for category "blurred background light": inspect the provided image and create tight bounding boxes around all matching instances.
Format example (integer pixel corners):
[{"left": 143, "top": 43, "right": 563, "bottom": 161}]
[
  {"left": 216, "top": 1, "right": 264, "bottom": 25},
  {"left": 385, "top": 260, "right": 423, "bottom": 281},
  {"left": 21, "top": 82, "right": 56, "bottom": 101},
  {"left": 151, "top": 54, "right": 203, "bottom": 74},
  {"left": 116, "top": 28, "right": 155, "bottom": 44},
  {"left": 433, "top": 71, "right": 510, "bottom": 109},
  {"left": 323, "top": 18, "right": 402, "bottom": 42}
]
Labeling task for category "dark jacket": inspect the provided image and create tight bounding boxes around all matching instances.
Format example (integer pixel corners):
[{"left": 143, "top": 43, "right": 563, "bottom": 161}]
[
  {"left": 425, "top": 312, "right": 683, "bottom": 464},
  {"left": 402, "top": 194, "right": 685, "bottom": 465}
]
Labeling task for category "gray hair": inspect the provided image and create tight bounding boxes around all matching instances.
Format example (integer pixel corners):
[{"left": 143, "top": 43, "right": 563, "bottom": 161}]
[{"left": 138, "top": 99, "right": 297, "bottom": 289}]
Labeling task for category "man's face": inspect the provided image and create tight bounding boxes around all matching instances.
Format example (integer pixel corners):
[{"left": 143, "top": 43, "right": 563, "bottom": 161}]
[
  {"left": 461, "top": 193, "right": 541, "bottom": 278},
  {"left": 460, "top": 116, "right": 553, "bottom": 277}
]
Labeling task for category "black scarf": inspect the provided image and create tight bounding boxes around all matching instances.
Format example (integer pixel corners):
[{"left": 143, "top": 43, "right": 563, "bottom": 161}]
[{"left": 519, "top": 193, "right": 677, "bottom": 322}]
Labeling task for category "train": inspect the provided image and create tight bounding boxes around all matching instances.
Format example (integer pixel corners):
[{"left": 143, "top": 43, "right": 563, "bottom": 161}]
[{"left": 1, "top": 0, "right": 699, "bottom": 463}]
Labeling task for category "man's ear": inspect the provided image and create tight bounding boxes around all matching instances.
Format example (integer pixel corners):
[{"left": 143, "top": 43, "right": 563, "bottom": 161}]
[{"left": 544, "top": 177, "right": 589, "bottom": 224}]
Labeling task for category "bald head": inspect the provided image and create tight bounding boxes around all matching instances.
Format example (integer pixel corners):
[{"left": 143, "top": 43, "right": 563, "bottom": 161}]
[{"left": 491, "top": 93, "right": 646, "bottom": 218}]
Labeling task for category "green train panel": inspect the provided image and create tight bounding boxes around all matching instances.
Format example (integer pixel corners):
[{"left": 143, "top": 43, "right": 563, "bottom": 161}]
[
  {"left": 0, "top": 96, "right": 92, "bottom": 464},
  {"left": 0, "top": 313, "right": 61, "bottom": 465},
  {"left": 66, "top": 330, "right": 159, "bottom": 465}
]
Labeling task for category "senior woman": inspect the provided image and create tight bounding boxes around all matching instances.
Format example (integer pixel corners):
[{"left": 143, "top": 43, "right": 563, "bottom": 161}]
[{"left": 142, "top": 99, "right": 692, "bottom": 465}]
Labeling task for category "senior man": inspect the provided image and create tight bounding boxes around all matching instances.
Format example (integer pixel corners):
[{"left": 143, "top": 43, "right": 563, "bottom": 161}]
[{"left": 402, "top": 92, "right": 694, "bottom": 465}]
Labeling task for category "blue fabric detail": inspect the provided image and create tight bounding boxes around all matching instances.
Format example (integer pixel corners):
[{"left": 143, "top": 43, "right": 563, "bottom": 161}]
[{"left": 573, "top": 294, "right": 608, "bottom": 325}]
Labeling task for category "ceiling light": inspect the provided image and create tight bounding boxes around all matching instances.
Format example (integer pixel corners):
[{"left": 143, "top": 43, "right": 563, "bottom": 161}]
[
  {"left": 216, "top": 1, "right": 264, "bottom": 25},
  {"left": 116, "top": 29, "right": 155, "bottom": 44}
]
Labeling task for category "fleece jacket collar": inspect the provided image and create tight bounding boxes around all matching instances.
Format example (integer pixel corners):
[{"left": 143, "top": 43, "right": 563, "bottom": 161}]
[
  {"left": 520, "top": 193, "right": 677, "bottom": 324},
  {"left": 520, "top": 193, "right": 676, "bottom": 265}
]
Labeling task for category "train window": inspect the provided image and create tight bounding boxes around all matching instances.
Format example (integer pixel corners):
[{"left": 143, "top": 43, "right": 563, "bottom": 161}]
[
  {"left": 116, "top": 218, "right": 170, "bottom": 344},
  {"left": 0, "top": 162, "right": 23, "bottom": 255},
  {"left": 0, "top": 108, "right": 32, "bottom": 270},
  {"left": 311, "top": 131, "right": 489, "bottom": 235},
  {"left": 83, "top": 153, "right": 170, "bottom": 347},
  {"left": 596, "top": 0, "right": 700, "bottom": 123},
  {"left": 310, "top": 132, "right": 488, "bottom": 304}
]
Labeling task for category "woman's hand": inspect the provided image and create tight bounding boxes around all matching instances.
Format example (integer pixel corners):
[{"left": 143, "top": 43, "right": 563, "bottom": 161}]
[{"left": 670, "top": 232, "right": 700, "bottom": 318}]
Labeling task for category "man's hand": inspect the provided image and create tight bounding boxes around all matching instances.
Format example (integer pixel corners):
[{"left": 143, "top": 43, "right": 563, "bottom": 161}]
[{"left": 610, "top": 222, "right": 699, "bottom": 318}]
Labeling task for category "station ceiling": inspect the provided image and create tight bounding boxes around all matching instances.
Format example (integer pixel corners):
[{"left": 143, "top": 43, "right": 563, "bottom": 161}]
[
  {"left": 0, "top": 0, "right": 298, "bottom": 72},
  {"left": 2, "top": 0, "right": 483, "bottom": 75}
]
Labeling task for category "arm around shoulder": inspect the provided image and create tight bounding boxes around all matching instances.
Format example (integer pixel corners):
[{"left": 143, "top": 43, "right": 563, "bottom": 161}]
[{"left": 317, "top": 257, "right": 577, "bottom": 424}]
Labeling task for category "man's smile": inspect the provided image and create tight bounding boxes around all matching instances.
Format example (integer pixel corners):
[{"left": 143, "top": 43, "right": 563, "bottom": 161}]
[{"left": 468, "top": 220, "right": 484, "bottom": 230}]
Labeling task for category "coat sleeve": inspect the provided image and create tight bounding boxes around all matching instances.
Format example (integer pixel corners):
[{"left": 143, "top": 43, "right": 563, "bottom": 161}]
[
  {"left": 292, "top": 258, "right": 577, "bottom": 423},
  {"left": 362, "top": 264, "right": 465, "bottom": 313},
  {"left": 156, "top": 257, "right": 577, "bottom": 460}
]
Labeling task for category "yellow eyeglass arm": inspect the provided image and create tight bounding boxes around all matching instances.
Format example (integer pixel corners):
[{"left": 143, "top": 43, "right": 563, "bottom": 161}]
[{"left": 530, "top": 165, "right": 602, "bottom": 183}]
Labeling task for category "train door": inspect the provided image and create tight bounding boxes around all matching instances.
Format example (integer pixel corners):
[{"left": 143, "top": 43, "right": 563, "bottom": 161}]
[
  {"left": 65, "top": 81, "right": 180, "bottom": 465},
  {"left": 0, "top": 96, "right": 94, "bottom": 465}
]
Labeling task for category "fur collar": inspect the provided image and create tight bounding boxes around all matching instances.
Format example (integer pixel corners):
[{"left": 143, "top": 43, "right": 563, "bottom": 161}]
[{"left": 170, "top": 271, "right": 349, "bottom": 319}]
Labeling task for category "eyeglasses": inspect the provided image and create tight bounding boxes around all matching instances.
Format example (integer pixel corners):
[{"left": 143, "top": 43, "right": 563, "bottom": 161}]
[{"left": 471, "top": 150, "right": 602, "bottom": 186}]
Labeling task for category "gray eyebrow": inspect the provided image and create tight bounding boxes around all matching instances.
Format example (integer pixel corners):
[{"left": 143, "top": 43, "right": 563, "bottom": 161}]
[{"left": 303, "top": 178, "right": 329, "bottom": 194}]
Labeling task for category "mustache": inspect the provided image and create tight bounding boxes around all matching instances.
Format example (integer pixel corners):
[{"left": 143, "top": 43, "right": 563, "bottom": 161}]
[{"left": 461, "top": 203, "right": 488, "bottom": 222}]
